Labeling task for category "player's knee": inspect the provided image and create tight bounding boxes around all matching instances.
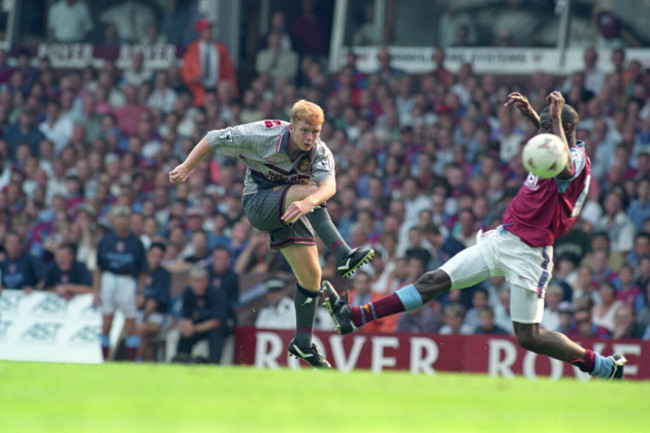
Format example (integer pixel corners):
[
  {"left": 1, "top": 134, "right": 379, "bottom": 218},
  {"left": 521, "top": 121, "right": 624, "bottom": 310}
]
[
  {"left": 515, "top": 331, "right": 540, "bottom": 352},
  {"left": 414, "top": 269, "right": 451, "bottom": 302}
]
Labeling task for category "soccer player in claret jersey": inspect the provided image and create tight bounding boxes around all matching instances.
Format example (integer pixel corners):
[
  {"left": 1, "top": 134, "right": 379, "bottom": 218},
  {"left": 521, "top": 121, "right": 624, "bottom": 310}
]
[
  {"left": 323, "top": 91, "right": 628, "bottom": 379},
  {"left": 169, "top": 99, "right": 374, "bottom": 368}
]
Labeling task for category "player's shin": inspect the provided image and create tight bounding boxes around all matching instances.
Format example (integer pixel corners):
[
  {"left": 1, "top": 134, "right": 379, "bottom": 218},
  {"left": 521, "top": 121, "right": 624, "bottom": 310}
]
[
  {"left": 305, "top": 204, "right": 350, "bottom": 261},
  {"left": 293, "top": 283, "right": 319, "bottom": 346}
]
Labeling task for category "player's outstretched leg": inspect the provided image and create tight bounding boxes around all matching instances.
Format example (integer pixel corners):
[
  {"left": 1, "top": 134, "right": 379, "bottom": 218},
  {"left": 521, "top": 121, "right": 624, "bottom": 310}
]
[
  {"left": 288, "top": 282, "right": 331, "bottom": 369},
  {"left": 306, "top": 204, "right": 374, "bottom": 278},
  {"left": 513, "top": 323, "right": 628, "bottom": 380}
]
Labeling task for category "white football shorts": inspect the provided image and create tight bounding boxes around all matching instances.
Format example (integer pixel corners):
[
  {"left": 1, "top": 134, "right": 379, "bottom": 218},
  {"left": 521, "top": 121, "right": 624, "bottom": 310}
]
[
  {"left": 440, "top": 225, "right": 553, "bottom": 324},
  {"left": 100, "top": 271, "right": 138, "bottom": 319}
]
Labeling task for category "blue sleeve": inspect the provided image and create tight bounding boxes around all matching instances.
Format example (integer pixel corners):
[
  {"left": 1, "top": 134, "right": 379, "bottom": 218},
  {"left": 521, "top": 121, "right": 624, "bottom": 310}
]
[{"left": 556, "top": 146, "right": 587, "bottom": 192}]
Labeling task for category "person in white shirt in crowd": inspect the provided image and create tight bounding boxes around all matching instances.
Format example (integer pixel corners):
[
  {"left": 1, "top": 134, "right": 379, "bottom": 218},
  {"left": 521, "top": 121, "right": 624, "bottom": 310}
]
[
  {"left": 254, "top": 277, "right": 296, "bottom": 330},
  {"left": 100, "top": 0, "right": 156, "bottom": 44},
  {"left": 123, "top": 51, "right": 154, "bottom": 88},
  {"left": 39, "top": 99, "right": 74, "bottom": 155},
  {"left": 48, "top": 0, "right": 93, "bottom": 43}
]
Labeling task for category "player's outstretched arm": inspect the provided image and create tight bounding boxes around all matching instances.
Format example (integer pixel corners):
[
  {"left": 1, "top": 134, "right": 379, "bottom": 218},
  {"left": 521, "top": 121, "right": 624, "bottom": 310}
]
[
  {"left": 547, "top": 91, "right": 575, "bottom": 177},
  {"left": 169, "top": 135, "right": 211, "bottom": 184},
  {"left": 505, "top": 92, "right": 540, "bottom": 129}
]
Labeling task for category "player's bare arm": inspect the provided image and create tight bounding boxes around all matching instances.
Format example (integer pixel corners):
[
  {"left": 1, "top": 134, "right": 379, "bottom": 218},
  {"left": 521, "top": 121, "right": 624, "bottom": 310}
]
[
  {"left": 505, "top": 92, "right": 540, "bottom": 129},
  {"left": 281, "top": 177, "right": 336, "bottom": 224},
  {"left": 546, "top": 91, "right": 575, "bottom": 178},
  {"left": 169, "top": 135, "right": 211, "bottom": 184}
]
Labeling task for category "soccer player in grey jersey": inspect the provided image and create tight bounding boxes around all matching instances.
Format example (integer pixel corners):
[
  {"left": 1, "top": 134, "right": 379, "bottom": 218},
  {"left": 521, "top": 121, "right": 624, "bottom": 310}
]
[{"left": 169, "top": 99, "right": 374, "bottom": 368}]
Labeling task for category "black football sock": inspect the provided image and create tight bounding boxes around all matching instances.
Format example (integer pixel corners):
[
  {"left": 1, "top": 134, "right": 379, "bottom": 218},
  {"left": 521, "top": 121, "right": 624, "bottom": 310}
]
[
  {"left": 305, "top": 204, "right": 351, "bottom": 262},
  {"left": 293, "top": 283, "right": 319, "bottom": 347}
]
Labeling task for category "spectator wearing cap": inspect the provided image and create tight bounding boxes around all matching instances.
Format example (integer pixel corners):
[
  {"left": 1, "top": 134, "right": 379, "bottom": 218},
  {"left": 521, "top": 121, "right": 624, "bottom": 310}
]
[
  {"left": 181, "top": 18, "right": 238, "bottom": 107},
  {"left": 4, "top": 109, "right": 45, "bottom": 159},
  {"left": 95, "top": 204, "right": 148, "bottom": 361},
  {"left": 254, "top": 277, "right": 295, "bottom": 330},
  {"left": 173, "top": 264, "right": 229, "bottom": 364}
]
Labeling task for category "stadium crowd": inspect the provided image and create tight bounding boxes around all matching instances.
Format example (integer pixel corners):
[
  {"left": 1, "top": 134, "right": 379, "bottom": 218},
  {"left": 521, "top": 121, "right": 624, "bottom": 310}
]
[{"left": 1, "top": 15, "right": 650, "bottom": 362}]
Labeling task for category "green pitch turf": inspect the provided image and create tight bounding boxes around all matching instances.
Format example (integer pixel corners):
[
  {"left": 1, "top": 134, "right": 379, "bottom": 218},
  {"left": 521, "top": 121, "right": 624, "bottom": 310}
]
[{"left": 1, "top": 362, "right": 648, "bottom": 433}]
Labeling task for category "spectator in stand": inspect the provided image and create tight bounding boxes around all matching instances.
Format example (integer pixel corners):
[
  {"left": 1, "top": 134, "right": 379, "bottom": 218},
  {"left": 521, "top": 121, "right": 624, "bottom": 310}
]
[
  {"left": 113, "top": 85, "right": 149, "bottom": 137},
  {"left": 395, "top": 301, "right": 444, "bottom": 333},
  {"left": 555, "top": 301, "right": 576, "bottom": 337},
  {"left": 592, "top": 281, "right": 624, "bottom": 333},
  {"left": 256, "top": 31, "right": 299, "bottom": 83},
  {"left": 595, "top": 190, "right": 635, "bottom": 256},
  {"left": 4, "top": 108, "right": 45, "bottom": 158},
  {"left": 574, "top": 298, "right": 612, "bottom": 339},
  {"left": 439, "top": 302, "right": 473, "bottom": 335},
  {"left": 136, "top": 242, "right": 171, "bottom": 362},
  {"left": 541, "top": 284, "right": 565, "bottom": 331},
  {"left": 208, "top": 244, "right": 239, "bottom": 335},
  {"left": 374, "top": 48, "right": 407, "bottom": 84},
  {"left": 47, "top": 0, "right": 93, "bottom": 43},
  {"left": 39, "top": 99, "right": 74, "bottom": 155},
  {"left": 100, "top": 0, "right": 156, "bottom": 44},
  {"left": 234, "top": 231, "right": 290, "bottom": 275},
  {"left": 0, "top": 49, "right": 14, "bottom": 85},
  {"left": 123, "top": 51, "right": 154, "bottom": 88},
  {"left": 627, "top": 178, "right": 650, "bottom": 233},
  {"left": 474, "top": 305, "right": 509, "bottom": 335},
  {"left": 616, "top": 263, "right": 644, "bottom": 313},
  {"left": 181, "top": 18, "right": 238, "bottom": 107},
  {"left": 259, "top": 10, "right": 293, "bottom": 52},
  {"left": 463, "top": 287, "right": 489, "bottom": 330},
  {"left": 161, "top": 0, "right": 197, "bottom": 47},
  {"left": 95, "top": 205, "right": 148, "bottom": 362},
  {"left": 290, "top": 0, "right": 328, "bottom": 59},
  {"left": 41, "top": 243, "right": 93, "bottom": 299},
  {"left": 0, "top": 231, "right": 41, "bottom": 295},
  {"left": 147, "top": 71, "right": 177, "bottom": 114},
  {"left": 173, "top": 264, "right": 228, "bottom": 363},
  {"left": 611, "top": 304, "right": 646, "bottom": 339},
  {"left": 255, "top": 277, "right": 295, "bottom": 330}
]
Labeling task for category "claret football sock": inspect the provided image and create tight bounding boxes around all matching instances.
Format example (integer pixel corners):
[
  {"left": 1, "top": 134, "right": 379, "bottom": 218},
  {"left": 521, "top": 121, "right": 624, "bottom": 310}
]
[
  {"left": 570, "top": 349, "right": 617, "bottom": 378},
  {"left": 570, "top": 349, "right": 595, "bottom": 373},
  {"left": 126, "top": 335, "right": 140, "bottom": 362},
  {"left": 306, "top": 204, "right": 351, "bottom": 262},
  {"left": 101, "top": 334, "right": 110, "bottom": 360},
  {"left": 351, "top": 284, "right": 424, "bottom": 327},
  {"left": 294, "top": 283, "right": 319, "bottom": 347}
]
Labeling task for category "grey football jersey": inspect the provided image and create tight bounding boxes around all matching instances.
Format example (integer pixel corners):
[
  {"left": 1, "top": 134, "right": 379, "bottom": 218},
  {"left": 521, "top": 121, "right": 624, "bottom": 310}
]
[{"left": 206, "top": 120, "right": 335, "bottom": 195}]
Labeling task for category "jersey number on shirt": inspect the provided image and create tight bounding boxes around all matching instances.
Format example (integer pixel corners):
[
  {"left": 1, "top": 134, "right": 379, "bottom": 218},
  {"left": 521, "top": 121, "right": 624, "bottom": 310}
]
[{"left": 264, "top": 120, "right": 283, "bottom": 128}]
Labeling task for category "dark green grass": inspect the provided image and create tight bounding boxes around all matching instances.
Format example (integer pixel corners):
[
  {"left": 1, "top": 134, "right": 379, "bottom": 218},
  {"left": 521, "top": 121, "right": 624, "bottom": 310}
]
[{"left": 1, "top": 362, "right": 648, "bottom": 432}]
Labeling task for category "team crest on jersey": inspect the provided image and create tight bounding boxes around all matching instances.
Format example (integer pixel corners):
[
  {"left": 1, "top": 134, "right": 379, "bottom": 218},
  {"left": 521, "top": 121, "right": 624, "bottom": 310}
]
[
  {"left": 298, "top": 157, "right": 310, "bottom": 172},
  {"left": 524, "top": 173, "right": 540, "bottom": 191},
  {"left": 219, "top": 130, "right": 233, "bottom": 142},
  {"left": 265, "top": 157, "right": 277, "bottom": 163},
  {"left": 117, "top": 241, "right": 125, "bottom": 252},
  {"left": 272, "top": 185, "right": 283, "bottom": 192}
]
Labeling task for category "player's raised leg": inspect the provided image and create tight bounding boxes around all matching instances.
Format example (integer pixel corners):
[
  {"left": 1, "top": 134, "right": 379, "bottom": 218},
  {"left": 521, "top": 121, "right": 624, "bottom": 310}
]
[
  {"left": 285, "top": 184, "right": 374, "bottom": 278},
  {"left": 280, "top": 243, "right": 330, "bottom": 368},
  {"left": 322, "top": 241, "right": 490, "bottom": 334}
]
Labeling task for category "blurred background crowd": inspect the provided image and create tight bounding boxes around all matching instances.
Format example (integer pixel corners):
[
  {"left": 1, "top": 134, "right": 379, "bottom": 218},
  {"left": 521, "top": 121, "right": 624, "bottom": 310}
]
[{"left": 1, "top": 0, "right": 650, "bottom": 363}]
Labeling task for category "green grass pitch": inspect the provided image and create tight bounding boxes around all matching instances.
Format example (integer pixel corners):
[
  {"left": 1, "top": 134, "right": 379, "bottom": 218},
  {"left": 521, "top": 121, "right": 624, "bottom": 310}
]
[{"left": 1, "top": 361, "right": 648, "bottom": 433}]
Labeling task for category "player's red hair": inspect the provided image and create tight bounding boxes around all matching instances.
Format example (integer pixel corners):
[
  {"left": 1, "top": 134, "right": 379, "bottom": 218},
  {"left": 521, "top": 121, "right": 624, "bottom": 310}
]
[{"left": 290, "top": 99, "right": 324, "bottom": 126}]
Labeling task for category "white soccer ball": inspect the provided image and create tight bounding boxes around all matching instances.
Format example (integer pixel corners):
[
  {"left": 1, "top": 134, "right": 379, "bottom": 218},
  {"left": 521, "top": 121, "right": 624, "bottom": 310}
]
[{"left": 522, "top": 133, "right": 569, "bottom": 179}]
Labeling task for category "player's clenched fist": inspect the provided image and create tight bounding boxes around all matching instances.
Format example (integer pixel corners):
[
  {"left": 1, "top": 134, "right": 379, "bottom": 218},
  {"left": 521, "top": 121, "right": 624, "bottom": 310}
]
[{"left": 168, "top": 164, "right": 191, "bottom": 184}]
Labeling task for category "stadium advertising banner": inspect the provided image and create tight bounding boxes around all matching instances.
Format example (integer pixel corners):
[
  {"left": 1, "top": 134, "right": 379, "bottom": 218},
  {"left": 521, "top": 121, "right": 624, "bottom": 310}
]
[
  {"left": 0, "top": 291, "right": 102, "bottom": 364},
  {"left": 234, "top": 327, "right": 650, "bottom": 380}
]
